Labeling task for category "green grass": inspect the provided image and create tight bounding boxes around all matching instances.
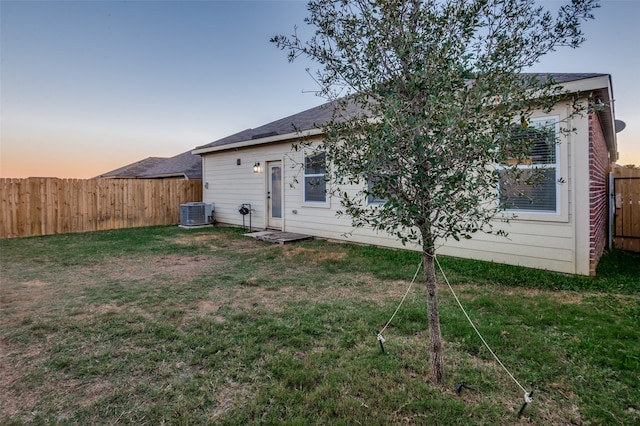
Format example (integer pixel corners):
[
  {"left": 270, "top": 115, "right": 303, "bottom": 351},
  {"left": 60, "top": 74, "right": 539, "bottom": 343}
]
[{"left": 1, "top": 226, "right": 638, "bottom": 425}]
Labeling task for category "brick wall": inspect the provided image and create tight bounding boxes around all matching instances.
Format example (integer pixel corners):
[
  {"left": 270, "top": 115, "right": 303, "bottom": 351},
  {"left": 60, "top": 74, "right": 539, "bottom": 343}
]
[{"left": 588, "top": 114, "right": 611, "bottom": 275}]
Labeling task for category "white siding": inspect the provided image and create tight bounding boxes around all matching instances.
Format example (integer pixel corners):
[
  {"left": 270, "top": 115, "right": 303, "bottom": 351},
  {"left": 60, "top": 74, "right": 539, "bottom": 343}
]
[
  {"left": 202, "top": 106, "right": 592, "bottom": 275},
  {"left": 203, "top": 146, "right": 290, "bottom": 229}
]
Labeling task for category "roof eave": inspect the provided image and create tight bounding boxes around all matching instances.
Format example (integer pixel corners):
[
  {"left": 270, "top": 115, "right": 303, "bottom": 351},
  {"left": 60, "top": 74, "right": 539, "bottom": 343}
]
[
  {"left": 562, "top": 75, "right": 617, "bottom": 161},
  {"left": 96, "top": 175, "right": 138, "bottom": 179},
  {"left": 194, "top": 74, "right": 617, "bottom": 161},
  {"left": 140, "top": 173, "right": 189, "bottom": 179},
  {"left": 557, "top": 74, "right": 610, "bottom": 94},
  {"left": 193, "top": 128, "right": 324, "bottom": 155}
]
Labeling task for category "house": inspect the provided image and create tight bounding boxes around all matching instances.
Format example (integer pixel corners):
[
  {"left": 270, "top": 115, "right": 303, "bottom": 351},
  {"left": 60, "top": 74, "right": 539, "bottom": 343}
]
[
  {"left": 97, "top": 150, "right": 202, "bottom": 180},
  {"left": 193, "top": 73, "right": 618, "bottom": 276}
]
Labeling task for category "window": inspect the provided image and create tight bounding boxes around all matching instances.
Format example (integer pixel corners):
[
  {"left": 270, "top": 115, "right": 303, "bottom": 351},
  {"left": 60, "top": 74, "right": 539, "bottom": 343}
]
[
  {"left": 366, "top": 176, "right": 387, "bottom": 205},
  {"left": 499, "top": 117, "right": 560, "bottom": 213},
  {"left": 303, "top": 151, "right": 327, "bottom": 203}
]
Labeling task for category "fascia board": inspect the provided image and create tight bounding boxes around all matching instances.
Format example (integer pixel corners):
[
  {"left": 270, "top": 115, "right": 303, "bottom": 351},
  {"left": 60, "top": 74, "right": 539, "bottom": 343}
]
[
  {"left": 141, "top": 173, "right": 187, "bottom": 179},
  {"left": 192, "top": 128, "right": 324, "bottom": 155},
  {"left": 558, "top": 74, "right": 611, "bottom": 94}
]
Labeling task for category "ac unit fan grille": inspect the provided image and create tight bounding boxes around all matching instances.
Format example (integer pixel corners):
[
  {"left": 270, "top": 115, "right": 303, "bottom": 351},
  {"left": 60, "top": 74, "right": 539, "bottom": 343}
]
[{"left": 180, "top": 203, "right": 206, "bottom": 226}]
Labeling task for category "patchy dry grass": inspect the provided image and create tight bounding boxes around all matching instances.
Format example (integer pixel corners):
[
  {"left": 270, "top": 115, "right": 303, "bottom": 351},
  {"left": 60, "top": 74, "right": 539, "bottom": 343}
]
[{"left": 1, "top": 225, "right": 638, "bottom": 425}]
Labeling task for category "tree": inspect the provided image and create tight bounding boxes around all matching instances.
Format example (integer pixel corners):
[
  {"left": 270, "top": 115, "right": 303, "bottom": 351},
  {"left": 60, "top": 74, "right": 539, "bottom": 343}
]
[{"left": 272, "top": 0, "right": 598, "bottom": 384}]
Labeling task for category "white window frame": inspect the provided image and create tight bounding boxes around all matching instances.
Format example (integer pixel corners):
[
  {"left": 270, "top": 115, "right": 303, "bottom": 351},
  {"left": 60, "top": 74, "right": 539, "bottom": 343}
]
[
  {"left": 498, "top": 116, "right": 565, "bottom": 219},
  {"left": 365, "top": 175, "right": 387, "bottom": 206},
  {"left": 302, "top": 149, "right": 329, "bottom": 207}
]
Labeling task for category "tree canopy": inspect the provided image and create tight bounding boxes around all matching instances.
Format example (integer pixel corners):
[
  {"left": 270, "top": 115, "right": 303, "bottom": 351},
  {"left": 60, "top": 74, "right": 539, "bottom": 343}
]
[{"left": 273, "top": 0, "right": 599, "bottom": 384}]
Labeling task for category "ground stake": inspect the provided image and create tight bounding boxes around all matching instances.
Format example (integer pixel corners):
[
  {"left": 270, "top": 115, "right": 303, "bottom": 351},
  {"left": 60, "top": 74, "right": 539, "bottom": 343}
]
[
  {"left": 376, "top": 331, "right": 385, "bottom": 354},
  {"left": 518, "top": 391, "right": 534, "bottom": 418}
]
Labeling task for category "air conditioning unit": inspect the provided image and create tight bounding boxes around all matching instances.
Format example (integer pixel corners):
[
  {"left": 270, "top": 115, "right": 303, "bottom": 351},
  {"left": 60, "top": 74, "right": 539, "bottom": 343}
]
[{"left": 180, "top": 202, "right": 214, "bottom": 226}]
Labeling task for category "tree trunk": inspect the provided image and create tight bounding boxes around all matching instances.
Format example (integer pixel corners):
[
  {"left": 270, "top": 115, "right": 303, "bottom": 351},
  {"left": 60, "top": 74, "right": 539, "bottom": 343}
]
[{"left": 423, "top": 244, "right": 444, "bottom": 384}]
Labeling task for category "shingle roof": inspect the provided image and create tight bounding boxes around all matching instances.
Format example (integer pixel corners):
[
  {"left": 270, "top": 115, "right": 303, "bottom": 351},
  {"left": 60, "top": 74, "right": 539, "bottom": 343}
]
[
  {"left": 194, "top": 73, "right": 611, "bottom": 154},
  {"left": 194, "top": 98, "right": 362, "bottom": 151},
  {"left": 524, "top": 72, "right": 606, "bottom": 84},
  {"left": 138, "top": 150, "right": 202, "bottom": 179},
  {"left": 97, "top": 150, "right": 202, "bottom": 179},
  {"left": 96, "top": 157, "right": 167, "bottom": 178}
]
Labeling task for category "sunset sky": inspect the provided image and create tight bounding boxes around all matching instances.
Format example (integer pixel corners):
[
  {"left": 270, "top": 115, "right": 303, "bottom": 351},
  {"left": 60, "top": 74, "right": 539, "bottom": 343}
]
[{"left": 1, "top": 0, "right": 639, "bottom": 179}]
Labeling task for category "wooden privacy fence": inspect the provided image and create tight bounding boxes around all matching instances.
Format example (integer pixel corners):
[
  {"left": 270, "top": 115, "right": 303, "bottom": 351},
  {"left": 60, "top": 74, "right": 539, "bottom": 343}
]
[
  {"left": 0, "top": 178, "right": 202, "bottom": 238},
  {"left": 612, "top": 168, "right": 640, "bottom": 252}
]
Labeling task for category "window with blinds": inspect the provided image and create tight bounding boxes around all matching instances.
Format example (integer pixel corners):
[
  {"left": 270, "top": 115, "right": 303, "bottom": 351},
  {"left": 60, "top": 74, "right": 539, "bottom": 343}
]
[
  {"left": 303, "top": 150, "right": 327, "bottom": 204},
  {"left": 499, "top": 117, "right": 559, "bottom": 212}
]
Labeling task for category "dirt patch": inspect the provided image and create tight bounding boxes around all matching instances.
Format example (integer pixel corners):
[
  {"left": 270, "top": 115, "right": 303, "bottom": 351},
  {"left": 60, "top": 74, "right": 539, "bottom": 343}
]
[
  {"left": 100, "top": 254, "right": 223, "bottom": 282},
  {"left": 196, "top": 300, "right": 219, "bottom": 315},
  {"left": 1, "top": 254, "right": 228, "bottom": 327},
  {"left": 168, "top": 233, "right": 266, "bottom": 253},
  {"left": 210, "top": 380, "right": 252, "bottom": 421},
  {"left": 0, "top": 278, "right": 59, "bottom": 326},
  {"left": 22, "top": 280, "right": 48, "bottom": 288},
  {"left": 81, "top": 381, "right": 115, "bottom": 408},
  {"left": 194, "top": 300, "right": 226, "bottom": 323},
  {"left": 88, "top": 303, "right": 125, "bottom": 314},
  {"left": 0, "top": 339, "right": 50, "bottom": 417},
  {"left": 170, "top": 233, "right": 228, "bottom": 245},
  {"left": 201, "top": 274, "right": 415, "bottom": 318},
  {"left": 147, "top": 254, "right": 221, "bottom": 277},
  {"left": 71, "top": 302, "right": 155, "bottom": 322},
  {"left": 283, "top": 246, "right": 348, "bottom": 262}
]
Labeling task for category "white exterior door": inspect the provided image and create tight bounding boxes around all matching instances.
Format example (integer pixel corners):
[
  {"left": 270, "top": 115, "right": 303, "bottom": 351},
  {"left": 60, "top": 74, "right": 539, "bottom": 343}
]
[{"left": 267, "top": 161, "right": 283, "bottom": 229}]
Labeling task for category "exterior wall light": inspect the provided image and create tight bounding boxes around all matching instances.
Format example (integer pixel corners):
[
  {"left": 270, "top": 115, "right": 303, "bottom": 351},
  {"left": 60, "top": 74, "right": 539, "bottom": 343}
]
[{"left": 253, "top": 162, "right": 260, "bottom": 173}]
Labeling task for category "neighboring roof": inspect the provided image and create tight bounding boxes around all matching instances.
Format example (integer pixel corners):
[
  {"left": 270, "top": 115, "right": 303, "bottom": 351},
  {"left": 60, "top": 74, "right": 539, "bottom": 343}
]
[
  {"left": 96, "top": 157, "right": 167, "bottom": 178},
  {"left": 97, "top": 150, "right": 202, "bottom": 179},
  {"left": 138, "top": 150, "right": 202, "bottom": 179},
  {"left": 193, "top": 73, "right": 616, "bottom": 158}
]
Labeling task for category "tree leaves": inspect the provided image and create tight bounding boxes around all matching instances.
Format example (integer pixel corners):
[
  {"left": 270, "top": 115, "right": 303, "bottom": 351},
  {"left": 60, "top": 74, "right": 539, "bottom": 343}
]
[{"left": 272, "top": 0, "right": 598, "bottom": 247}]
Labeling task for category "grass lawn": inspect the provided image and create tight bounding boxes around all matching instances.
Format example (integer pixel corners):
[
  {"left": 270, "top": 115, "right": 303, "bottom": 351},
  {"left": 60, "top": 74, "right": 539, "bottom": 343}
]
[{"left": 1, "top": 225, "right": 638, "bottom": 425}]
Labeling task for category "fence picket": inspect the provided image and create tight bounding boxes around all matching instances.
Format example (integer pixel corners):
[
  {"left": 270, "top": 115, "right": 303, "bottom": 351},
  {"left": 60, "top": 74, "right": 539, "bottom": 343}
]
[
  {"left": 613, "top": 168, "right": 640, "bottom": 252},
  {"left": 0, "top": 178, "right": 202, "bottom": 238}
]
